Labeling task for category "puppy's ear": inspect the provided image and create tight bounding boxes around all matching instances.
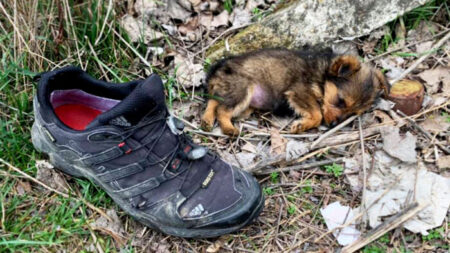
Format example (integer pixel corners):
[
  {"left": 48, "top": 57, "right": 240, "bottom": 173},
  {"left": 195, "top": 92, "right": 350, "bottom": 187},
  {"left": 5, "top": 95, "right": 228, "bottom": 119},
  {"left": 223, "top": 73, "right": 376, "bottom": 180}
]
[
  {"left": 374, "top": 69, "right": 390, "bottom": 97},
  {"left": 329, "top": 55, "right": 361, "bottom": 77}
]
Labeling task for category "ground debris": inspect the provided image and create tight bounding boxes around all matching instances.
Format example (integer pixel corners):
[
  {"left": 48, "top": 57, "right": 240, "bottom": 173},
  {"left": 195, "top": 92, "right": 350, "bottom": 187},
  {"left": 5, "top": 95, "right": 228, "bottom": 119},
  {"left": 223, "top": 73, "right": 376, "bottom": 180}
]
[
  {"left": 90, "top": 209, "right": 127, "bottom": 246},
  {"left": 35, "top": 160, "right": 69, "bottom": 193},
  {"left": 320, "top": 201, "right": 360, "bottom": 246},
  {"left": 381, "top": 126, "right": 417, "bottom": 163},
  {"left": 120, "top": 15, "right": 163, "bottom": 43},
  {"left": 364, "top": 151, "right": 450, "bottom": 235}
]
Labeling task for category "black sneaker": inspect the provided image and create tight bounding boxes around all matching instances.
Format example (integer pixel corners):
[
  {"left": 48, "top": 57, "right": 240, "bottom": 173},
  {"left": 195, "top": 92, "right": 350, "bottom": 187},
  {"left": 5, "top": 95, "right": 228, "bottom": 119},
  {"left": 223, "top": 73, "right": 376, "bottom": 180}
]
[{"left": 31, "top": 67, "right": 263, "bottom": 238}]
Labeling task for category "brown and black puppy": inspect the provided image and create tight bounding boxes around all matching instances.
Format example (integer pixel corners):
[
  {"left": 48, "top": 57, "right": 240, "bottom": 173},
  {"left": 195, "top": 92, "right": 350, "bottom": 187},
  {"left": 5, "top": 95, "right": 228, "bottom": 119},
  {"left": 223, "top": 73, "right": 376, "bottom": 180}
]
[{"left": 201, "top": 48, "right": 389, "bottom": 136}]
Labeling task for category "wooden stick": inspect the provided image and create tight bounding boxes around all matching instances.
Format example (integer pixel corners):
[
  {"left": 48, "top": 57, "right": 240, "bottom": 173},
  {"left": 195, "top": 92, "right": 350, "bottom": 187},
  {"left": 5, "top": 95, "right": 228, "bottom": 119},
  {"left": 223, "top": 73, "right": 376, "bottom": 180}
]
[
  {"left": 358, "top": 117, "right": 368, "bottom": 226},
  {"left": 311, "top": 115, "right": 358, "bottom": 148},
  {"left": 255, "top": 158, "right": 344, "bottom": 175},
  {"left": 341, "top": 202, "right": 426, "bottom": 253},
  {"left": 390, "top": 31, "right": 450, "bottom": 84}
]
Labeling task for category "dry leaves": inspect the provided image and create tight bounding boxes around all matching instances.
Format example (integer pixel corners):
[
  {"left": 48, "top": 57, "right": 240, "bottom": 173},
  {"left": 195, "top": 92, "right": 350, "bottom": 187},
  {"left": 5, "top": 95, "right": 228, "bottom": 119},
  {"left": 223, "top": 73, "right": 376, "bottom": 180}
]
[
  {"left": 270, "top": 128, "right": 287, "bottom": 155},
  {"left": 35, "top": 160, "right": 69, "bottom": 193},
  {"left": 417, "top": 66, "right": 450, "bottom": 95},
  {"left": 90, "top": 209, "right": 127, "bottom": 246},
  {"left": 120, "top": 15, "right": 163, "bottom": 43},
  {"left": 381, "top": 126, "right": 417, "bottom": 163},
  {"left": 174, "top": 54, "right": 204, "bottom": 88}
]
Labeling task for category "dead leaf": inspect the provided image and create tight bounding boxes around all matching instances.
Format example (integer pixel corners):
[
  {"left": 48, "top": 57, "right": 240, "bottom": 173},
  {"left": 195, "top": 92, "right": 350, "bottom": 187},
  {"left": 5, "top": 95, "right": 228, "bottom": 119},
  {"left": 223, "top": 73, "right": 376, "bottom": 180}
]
[
  {"left": 415, "top": 41, "right": 433, "bottom": 54},
  {"left": 394, "top": 21, "right": 406, "bottom": 47},
  {"left": 172, "top": 100, "right": 202, "bottom": 122},
  {"left": 36, "top": 160, "right": 69, "bottom": 193},
  {"left": 270, "top": 129, "right": 287, "bottom": 155},
  {"left": 245, "top": 0, "right": 266, "bottom": 11},
  {"left": 373, "top": 110, "right": 393, "bottom": 124},
  {"left": 174, "top": 54, "right": 204, "bottom": 88},
  {"left": 208, "top": 0, "right": 220, "bottom": 12},
  {"left": 241, "top": 142, "right": 257, "bottom": 153},
  {"left": 211, "top": 11, "right": 230, "bottom": 28},
  {"left": 134, "top": 0, "right": 158, "bottom": 16},
  {"left": 420, "top": 114, "right": 450, "bottom": 134},
  {"left": 406, "top": 21, "right": 440, "bottom": 43},
  {"left": 167, "top": 0, "right": 192, "bottom": 22},
  {"left": 381, "top": 126, "right": 417, "bottom": 163},
  {"left": 417, "top": 66, "right": 450, "bottom": 95},
  {"left": 189, "top": 0, "right": 201, "bottom": 7},
  {"left": 16, "top": 180, "right": 32, "bottom": 196},
  {"left": 206, "top": 239, "right": 224, "bottom": 253},
  {"left": 199, "top": 13, "right": 213, "bottom": 28},
  {"left": 374, "top": 98, "right": 395, "bottom": 111},
  {"left": 285, "top": 140, "right": 309, "bottom": 162},
  {"left": 220, "top": 151, "right": 257, "bottom": 168},
  {"left": 178, "top": 16, "right": 198, "bottom": 35},
  {"left": 150, "top": 242, "right": 170, "bottom": 253},
  {"left": 90, "top": 209, "right": 126, "bottom": 246},
  {"left": 120, "top": 15, "right": 164, "bottom": 43},
  {"left": 231, "top": 8, "right": 252, "bottom": 28},
  {"left": 437, "top": 155, "right": 450, "bottom": 169},
  {"left": 379, "top": 58, "right": 405, "bottom": 81}
]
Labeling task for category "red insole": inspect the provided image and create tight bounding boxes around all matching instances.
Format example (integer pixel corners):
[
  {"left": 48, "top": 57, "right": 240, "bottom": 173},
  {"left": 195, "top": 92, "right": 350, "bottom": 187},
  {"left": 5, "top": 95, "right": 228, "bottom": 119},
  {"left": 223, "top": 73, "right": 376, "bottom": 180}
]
[{"left": 54, "top": 104, "right": 102, "bottom": 130}]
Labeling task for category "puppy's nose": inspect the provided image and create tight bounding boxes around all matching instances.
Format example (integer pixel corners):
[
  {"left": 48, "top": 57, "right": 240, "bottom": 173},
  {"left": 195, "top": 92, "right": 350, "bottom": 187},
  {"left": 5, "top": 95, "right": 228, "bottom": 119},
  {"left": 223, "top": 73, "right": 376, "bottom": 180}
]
[{"left": 329, "top": 121, "right": 338, "bottom": 127}]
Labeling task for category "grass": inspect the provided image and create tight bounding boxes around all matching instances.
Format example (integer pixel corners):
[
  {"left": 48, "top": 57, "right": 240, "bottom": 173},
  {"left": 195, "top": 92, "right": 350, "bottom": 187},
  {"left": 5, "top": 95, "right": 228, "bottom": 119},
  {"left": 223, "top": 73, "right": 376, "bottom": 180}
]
[
  {"left": 0, "top": 0, "right": 449, "bottom": 252},
  {"left": 375, "top": 0, "right": 449, "bottom": 53},
  {"left": 0, "top": 0, "right": 149, "bottom": 251}
]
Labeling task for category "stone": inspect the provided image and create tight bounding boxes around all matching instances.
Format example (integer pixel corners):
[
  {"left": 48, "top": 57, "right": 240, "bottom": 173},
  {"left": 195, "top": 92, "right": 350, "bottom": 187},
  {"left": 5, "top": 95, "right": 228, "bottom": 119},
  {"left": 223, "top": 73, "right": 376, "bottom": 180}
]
[{"left": 207, "top": 0, "right": 430, "bottom": 60}]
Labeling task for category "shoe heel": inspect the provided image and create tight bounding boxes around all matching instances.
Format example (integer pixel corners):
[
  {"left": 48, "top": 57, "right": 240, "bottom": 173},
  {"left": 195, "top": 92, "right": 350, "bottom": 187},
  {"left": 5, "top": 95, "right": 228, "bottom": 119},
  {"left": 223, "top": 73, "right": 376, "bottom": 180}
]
[{"left": 32, "top": 122, "right": 84, "bottom": 178}]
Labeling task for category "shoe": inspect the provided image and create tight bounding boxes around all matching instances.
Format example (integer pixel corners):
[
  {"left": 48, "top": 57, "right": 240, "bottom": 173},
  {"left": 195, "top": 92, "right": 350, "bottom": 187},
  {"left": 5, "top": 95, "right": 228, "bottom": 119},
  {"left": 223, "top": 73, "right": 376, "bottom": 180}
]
[{"left": 31, "top": 66, "right": 264, "bottom": 238}]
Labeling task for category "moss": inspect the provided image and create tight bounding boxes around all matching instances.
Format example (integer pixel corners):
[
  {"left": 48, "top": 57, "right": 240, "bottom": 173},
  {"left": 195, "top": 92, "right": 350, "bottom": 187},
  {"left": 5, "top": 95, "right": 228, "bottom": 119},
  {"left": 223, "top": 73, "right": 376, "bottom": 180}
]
[{"left": 206, "top": 24, "right": 294, "bottom": 61}]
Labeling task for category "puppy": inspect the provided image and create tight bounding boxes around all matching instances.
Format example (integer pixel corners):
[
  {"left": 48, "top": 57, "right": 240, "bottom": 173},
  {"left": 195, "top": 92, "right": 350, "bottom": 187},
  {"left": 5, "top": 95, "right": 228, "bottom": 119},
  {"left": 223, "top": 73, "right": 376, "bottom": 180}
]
[{"left": 201, "top": 48, "right": 389, "bottom": 136}]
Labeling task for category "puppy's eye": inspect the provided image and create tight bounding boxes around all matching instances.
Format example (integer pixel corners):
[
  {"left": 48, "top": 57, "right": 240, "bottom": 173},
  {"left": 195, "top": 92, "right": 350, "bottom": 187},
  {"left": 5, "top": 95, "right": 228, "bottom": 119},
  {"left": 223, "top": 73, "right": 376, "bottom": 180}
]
[{"left": 336, "top": 98, "right": 346, "bottom": 108}]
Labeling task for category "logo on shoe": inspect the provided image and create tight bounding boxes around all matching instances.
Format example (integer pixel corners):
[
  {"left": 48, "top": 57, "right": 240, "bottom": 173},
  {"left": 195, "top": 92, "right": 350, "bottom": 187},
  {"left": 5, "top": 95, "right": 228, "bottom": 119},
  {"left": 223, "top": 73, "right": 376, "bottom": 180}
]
[
  {"left": 109, "top": 116, "right": 131, "bottom": 127},
  {"left": 188, "top": 203, "right": 208, "bottom": 217}
]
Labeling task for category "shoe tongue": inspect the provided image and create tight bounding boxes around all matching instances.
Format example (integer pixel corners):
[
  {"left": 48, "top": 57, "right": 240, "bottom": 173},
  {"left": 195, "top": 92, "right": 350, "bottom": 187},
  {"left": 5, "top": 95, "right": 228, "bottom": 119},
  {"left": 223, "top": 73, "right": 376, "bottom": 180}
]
[{"left": 87, "top": 74, "right": 166, "bottom": 128}]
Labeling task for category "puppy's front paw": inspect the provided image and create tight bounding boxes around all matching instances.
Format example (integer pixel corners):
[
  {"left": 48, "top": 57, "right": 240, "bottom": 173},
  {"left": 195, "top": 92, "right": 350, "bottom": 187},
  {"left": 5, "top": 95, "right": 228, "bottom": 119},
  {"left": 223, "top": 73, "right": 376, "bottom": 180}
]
[
  {"left": 201, "top": 116, "right": 214, "bottom": 132},
  {"left": 290, "top": 120, "right": 304, "bottom": 133},
  {"left": 290, "top": 118, "right": 321, "bottom": 133},
  {"left": 222, "top": 126, "right": 240, "bottom": 137}
]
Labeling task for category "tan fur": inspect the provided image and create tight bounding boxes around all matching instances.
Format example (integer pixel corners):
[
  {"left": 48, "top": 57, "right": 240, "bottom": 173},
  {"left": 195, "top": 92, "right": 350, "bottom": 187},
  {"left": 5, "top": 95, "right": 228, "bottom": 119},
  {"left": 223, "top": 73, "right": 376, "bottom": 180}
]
[
  {"left": 217, "top": 105, "right": 239, "bottom": 136},
  {"left": 201, "top": 99, "right": 219, "bottom": 131}
]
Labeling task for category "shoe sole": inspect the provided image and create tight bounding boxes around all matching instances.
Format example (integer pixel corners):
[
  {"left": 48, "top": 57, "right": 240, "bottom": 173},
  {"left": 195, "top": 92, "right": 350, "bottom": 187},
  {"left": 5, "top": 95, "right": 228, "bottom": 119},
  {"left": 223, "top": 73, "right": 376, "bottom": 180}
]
[{"left": 31, "top": 122, "right": 264, "bottom": 238}]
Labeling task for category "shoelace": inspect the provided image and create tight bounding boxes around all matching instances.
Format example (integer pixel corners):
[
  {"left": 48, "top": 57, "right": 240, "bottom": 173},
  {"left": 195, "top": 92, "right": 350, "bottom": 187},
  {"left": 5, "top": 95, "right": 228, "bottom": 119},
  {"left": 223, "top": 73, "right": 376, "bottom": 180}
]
[{"left": 105, "top": 108, "right": 212, "bottom": 178}]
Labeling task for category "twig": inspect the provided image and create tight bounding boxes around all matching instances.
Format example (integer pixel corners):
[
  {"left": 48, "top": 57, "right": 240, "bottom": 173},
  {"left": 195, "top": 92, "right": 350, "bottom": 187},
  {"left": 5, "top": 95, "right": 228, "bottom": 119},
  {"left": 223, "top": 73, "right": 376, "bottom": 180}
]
[
  {"left": 0, "top": 158, "right": 111, "bottom": 222},
  {"left": 341, "top": 202, "right": 426, "bottom": 253},
  {"left": 310, "top": 115, "right": 358, "bottom": 148},
  {"left": 397, "top": 110, "right": 450, "bottom": 154},
  {"left": 358, "top": 117, "right": 368, "bottom": 227},
  {"left": 255, "top": 158, "right": 343, "bottom": 175},
  {"left": 390, "top": 31, "right": 450, "bottom": 84}
]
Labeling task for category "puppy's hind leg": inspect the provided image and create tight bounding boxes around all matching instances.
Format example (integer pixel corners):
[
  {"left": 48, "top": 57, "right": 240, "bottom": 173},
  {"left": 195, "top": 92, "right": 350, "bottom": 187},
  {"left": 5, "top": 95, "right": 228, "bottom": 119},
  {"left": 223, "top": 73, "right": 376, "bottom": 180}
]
[{"left": 201, "top": 99, "right": 219, "bottom": 131}]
